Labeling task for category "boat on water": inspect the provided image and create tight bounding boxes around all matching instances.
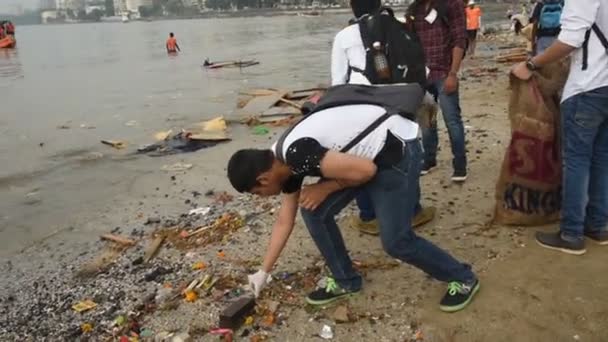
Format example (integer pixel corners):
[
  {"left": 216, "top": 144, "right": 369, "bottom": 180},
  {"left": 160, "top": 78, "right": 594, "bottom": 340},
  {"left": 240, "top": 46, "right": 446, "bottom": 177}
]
[{"left": 0, "top": 36, "right": 16, "bottom": 49}]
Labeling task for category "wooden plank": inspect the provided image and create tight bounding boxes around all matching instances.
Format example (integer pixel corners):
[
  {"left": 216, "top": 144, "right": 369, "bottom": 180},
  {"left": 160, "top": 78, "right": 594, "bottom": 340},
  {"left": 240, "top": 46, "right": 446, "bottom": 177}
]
[
  {"left": 100, "top": 234, "right": 136, "bottom": 246},
  {"left": 278, "top": 98, "right": 303, "bottom": 109},
  {"left": 234, "top": 91, "right": 288, "bottom": 119},
  {"left": 143, "top": 235, "right": 165, "bottom": 263},
  {"left": 260, "top": 106, "right": 301, "bottom": 117},
  {"left": 238, "top": 88, "right": 280, "bottom": 97}
]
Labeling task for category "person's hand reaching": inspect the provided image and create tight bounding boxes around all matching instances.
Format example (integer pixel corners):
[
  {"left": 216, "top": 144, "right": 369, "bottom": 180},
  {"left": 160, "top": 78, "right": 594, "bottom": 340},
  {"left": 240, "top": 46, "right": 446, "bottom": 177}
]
[{"left": 247, "top": 270, "right": 271, "bottom": 297}]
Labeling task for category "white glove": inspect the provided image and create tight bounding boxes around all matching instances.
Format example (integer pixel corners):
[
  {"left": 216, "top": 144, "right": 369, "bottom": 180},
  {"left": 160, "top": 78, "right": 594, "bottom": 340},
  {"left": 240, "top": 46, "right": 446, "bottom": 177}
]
[{"left": 247, "top": 270, "right": 271, "bottom": 298}]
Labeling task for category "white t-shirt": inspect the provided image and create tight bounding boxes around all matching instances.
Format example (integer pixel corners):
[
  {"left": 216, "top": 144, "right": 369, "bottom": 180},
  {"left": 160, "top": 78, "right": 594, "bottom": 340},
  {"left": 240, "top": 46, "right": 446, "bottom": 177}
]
[
  {"left": 559, "top": 0, "right": 608, "bottom": 101},
  {"left": 331, "top": 24, "right": 370, "bottom": 86},
  {"left": 272, "top": 104, "right": 419, "bottom": 192},
  {"left": 273, "top": 104, "right": 418, "bottom": 160}
]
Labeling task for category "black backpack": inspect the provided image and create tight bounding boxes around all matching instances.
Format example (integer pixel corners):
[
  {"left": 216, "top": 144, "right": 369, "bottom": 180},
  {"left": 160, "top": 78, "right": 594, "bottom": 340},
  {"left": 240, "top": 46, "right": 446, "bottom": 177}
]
[
  {"left": 275, "top": 84, "right": 425, "bottom": 162},
  {"left": 353, "top": 6, "right": 428, "bottom": 86}
]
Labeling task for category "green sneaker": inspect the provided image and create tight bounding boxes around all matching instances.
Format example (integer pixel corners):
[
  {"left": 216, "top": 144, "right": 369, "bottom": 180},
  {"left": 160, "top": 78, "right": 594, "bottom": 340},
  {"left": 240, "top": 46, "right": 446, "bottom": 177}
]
[
  {"left": 439, "top": 279, "right": 480, "bottom": 312},
  {"left": 305, "top": 278, "right": 359, "bottom": 306}
]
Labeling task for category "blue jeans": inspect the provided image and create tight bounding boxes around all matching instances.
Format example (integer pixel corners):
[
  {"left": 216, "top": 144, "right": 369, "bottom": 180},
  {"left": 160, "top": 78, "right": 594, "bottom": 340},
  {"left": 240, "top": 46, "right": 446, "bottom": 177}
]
[
  {"left": 421, "top": 78, "right": 467, "bottom": 171},
  {"left": 560, "top": 86, "right": 608, "bottom": 240},
  {"left": 356, "top": 189, "right": 421, "bottom": 221},
  {"left": 301, "top": 139, "right": 475, "bottom": 291}
]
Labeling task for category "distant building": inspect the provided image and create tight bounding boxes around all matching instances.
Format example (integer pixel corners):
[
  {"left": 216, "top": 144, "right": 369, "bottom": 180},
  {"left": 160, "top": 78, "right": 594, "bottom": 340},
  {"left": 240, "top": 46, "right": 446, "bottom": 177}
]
[
  {"left": 39, "top": 0, "right": 57, "bottom": 10},
  {"left": 55, "top": 0, "right": 85, "bottom": 10},
  {"left": 125, "top": 0, "right": 153, "bottom": 12}
]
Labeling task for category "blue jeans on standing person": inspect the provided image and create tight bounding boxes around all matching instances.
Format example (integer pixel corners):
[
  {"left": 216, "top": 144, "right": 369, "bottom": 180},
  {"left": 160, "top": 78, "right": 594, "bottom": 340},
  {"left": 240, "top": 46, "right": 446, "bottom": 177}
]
[
  {"left": 421, "top": 78, "right": 467, "bottom": 172},
  {"left": 300, "top": 139, "right": 475, "bottom": 291},
  {"left": 560, "top": 86, "right": 608, "bottom": 241}
]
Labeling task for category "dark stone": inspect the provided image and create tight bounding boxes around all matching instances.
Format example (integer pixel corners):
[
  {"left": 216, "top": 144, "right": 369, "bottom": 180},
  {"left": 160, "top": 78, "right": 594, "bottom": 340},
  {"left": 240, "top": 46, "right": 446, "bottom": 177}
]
[
  {"left": 145, "top": 217, "right": 161, "bottom": 225},
  {"left": 132, "top": 257, "right": 144, "bottom": 266}
]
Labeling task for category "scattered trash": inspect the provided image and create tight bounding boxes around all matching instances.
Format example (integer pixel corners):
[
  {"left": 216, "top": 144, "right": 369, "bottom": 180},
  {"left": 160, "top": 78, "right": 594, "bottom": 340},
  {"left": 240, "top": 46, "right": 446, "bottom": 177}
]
[
  {"left": 212, "top": 191, "right": 234, "bottom": 205},
  {"left": 81, "top": 323, "right": 93, "bottom": 333},
  {"left": 154, "top": 129, "right": 173, "bottom": 141},
  {"left": 114, "top": 315, "right": 126, "bottom": 326},
  {"left": 319, "top": 324, "right": 334, "bottom": 340},
  {"left": 72, "top": 300, "right": 97, "bottom": 313},
  {"left": 331, "top": 305, "right": 350, "bottom": 323},
  {"left": 184, "top": 289, "right": 198, "bottom": 302},
  {"left": 143, "top": 235, "right": 165, "bottom": 263},
  {"left": 217, "top": 250, "right": 226, "bottom": 259},
  {"left": 413, "top": 329, "right": 424, "bottom": 341},
  {"left": 219, "top": 296, "right": 256, "bottom": 330},
  {"left": 192, "top": 261, "right": 206, "bottom": 270},
  {"left": 573, "top": 335, "right": 580, "bottom": 341},
  {"left": 161, "top": 162, "right": 193, "bottom": 172},
  {"left": 252, "top": 125, "right": 269, "bottom": 135},
  {"left": 140, "top": 329, "right": 154, "bottom": 338},
  {"left": 171, "top": 332, "right": 191, "bottom": 342},
  {"left": 244, "top": 316, "right": 254, "bottom": 326},
  {"left": 210, "top": 329, "right": 233, "bottom": 342},
  {"left": 261, "top": 313, "right": 275, "bottom": 327},
  {"left": 101, "top": 140, "right": 127, "bottom": 150},
  {"left": 234, "top": 87, "right": 325, "bottom": 125},
  {"left": 57, "top": 124, "right": 71, "bottom": 129},
  {"left": 189, "top": 207, "right": 211, "bottom": 216},
  {"left": 100, "top": 234, "right": 136, "bottom": 246},
  {"left": 138, "top": 131, "right": 228, "bottom": 157},
  {"left": 125, "top": 120, "right": 137, "bottom": 127}
]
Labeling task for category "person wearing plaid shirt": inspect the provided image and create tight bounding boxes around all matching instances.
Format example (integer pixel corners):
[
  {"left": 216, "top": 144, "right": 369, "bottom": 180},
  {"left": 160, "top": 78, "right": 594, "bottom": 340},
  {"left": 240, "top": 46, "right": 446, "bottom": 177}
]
[{"left": 407, "top": 0, "right": 468, "bottom": 182}]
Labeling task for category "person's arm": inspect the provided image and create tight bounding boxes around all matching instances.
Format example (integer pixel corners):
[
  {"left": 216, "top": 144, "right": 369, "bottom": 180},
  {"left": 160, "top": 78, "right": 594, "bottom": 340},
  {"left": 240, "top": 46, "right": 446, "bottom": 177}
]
[
  {"left": 444, "top": 0, "right": 467, "bottom": 94},
  {"left": 298, "top": 150, "right": 377, "bottom": 210},
  {"left": 320, "top": 150, "right": 377, "bottom": 184},
  {"left": 512, "top": 0, "right": 599, "bottom": 80},
  {"left": 176, "top": 43, "right": 181, "bottom": 52},
  {"left": 331, "top": 31, "right": 349, "bottom": 85},
  {"left": 260, "top": 192, "right": 300, "bottom": 272}
]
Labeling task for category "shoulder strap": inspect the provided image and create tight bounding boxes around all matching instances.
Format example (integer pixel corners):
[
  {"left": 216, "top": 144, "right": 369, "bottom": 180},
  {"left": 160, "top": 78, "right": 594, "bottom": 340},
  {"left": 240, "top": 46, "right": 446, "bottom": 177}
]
[
  {"left": 340, "top": 112, "right": 394, "bottom": 153},
  {"left": 274, "top": 119, "right": 302, "bottom": 163},
  {"left": 274, "top": 111, "right": 395, "bottom": 164},
  {"left": 582, "top": 23, "right": 608, "bottom": 71}
]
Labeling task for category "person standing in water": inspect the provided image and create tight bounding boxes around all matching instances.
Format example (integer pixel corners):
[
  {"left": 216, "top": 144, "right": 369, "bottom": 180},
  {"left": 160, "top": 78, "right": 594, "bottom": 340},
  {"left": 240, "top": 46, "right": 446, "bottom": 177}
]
[{"left": 166, "top": 33, "right": 180, "bottom": 53}]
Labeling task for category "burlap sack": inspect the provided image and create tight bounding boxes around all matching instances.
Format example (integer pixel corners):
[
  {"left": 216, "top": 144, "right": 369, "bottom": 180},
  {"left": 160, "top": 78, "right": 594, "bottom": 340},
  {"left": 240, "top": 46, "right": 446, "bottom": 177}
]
[{"left": 493, "top": 61, "right": 569, "bottom": 226}]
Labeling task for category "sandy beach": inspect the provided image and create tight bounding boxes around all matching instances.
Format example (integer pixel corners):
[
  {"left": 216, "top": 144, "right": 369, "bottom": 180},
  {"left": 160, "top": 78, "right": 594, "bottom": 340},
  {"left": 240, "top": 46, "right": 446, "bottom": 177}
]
[{"left": 1, "top": 16, "right": 607, "bottom": 342}]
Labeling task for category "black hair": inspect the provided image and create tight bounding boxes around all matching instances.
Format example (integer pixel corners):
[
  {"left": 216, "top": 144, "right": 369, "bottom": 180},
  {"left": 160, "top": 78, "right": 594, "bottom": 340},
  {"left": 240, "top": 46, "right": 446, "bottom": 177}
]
[
  {"left": 169, "top": 32, "right": 174, "bottom": 37},
  {"left": 350, "top": 0, "right": 381, "bottom": 18},
  {"left": 227, "top": 149, "right": 275, "bottom": 193}
]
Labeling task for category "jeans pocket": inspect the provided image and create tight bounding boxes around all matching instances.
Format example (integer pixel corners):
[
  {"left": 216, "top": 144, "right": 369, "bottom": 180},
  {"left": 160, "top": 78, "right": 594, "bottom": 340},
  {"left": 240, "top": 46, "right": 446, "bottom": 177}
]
[{"left": 573, "top": 108, "right": 603, "bottom": 129}]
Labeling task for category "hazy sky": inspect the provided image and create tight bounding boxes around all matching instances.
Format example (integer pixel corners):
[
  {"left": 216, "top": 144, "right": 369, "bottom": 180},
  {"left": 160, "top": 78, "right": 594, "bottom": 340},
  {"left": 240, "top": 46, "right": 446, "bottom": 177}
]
[{"left": 0, "top": 0, "right": 38, "bottom": 13}]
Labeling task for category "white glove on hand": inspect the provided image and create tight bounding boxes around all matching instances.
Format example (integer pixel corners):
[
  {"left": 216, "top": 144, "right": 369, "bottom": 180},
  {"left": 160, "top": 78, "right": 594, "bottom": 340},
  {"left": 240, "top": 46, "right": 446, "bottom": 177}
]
[{"left": 247, "top": 270, "right": 271, "bottom": 298}]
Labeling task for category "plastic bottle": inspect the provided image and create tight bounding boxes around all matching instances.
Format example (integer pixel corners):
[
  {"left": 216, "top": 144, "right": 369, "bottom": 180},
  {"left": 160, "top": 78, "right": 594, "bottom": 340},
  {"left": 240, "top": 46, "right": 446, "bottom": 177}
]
[{"left": 372, "top": 41, "right": 391, "bottom": 81}]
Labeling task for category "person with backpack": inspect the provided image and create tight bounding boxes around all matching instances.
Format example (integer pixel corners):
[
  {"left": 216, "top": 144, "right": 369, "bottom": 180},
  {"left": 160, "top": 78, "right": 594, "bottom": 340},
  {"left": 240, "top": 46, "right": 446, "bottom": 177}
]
[
  {"left": 512, "top": 0, "right": 608, "bottom": 254},
  {"left": 228, "top": 84, "right": 480, "bottom": 312},
  {"left": 406, "top": 0, "right": 468, "bottom": 182},
  {"left": 331, "top": 0, "right": 437, "bottom": 235},
  {"left": 530, "top": 0, "right": 563, "bottom": 55}
]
